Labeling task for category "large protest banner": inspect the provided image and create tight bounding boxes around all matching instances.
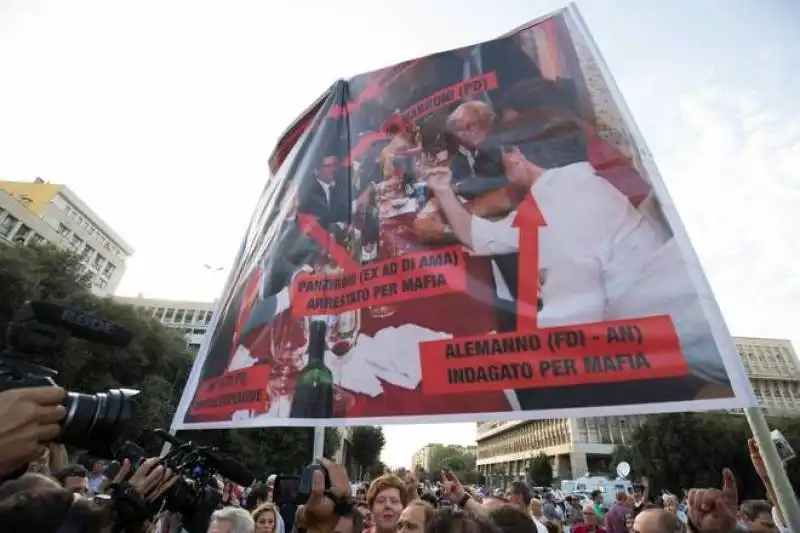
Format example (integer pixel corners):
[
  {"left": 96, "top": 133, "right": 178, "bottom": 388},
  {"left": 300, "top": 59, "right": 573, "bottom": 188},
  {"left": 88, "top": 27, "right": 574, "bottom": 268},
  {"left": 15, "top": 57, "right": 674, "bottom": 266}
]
[{"left": 172, "top": 5, "right": 755, "bottom": 429}]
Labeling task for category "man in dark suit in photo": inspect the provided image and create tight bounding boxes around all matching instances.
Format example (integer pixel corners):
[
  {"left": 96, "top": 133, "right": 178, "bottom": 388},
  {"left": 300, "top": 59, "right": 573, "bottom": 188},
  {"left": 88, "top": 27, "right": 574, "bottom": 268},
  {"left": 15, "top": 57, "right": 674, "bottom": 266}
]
[{"left": 298, "top": 151, "right": 352, "bottom": 229}]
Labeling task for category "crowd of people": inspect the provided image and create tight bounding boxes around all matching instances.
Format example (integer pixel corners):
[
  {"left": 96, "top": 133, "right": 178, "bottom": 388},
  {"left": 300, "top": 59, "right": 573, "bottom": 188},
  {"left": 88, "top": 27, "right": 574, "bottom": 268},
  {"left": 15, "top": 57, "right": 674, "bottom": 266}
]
[{"left": 0, "top": 386, "right": 792, "bottom": 533}]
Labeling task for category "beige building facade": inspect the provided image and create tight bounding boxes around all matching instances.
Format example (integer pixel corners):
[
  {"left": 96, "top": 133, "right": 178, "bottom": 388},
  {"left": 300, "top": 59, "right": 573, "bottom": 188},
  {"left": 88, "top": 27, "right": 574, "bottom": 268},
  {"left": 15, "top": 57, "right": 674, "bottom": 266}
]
[
  {"left": 0, "top": 178, "right": 133, "bottom": 295},
  {"left": 735, "top": 337, "right": 800, "bottom": 414},
  {"left": 476, "top": 336, "right": 800, "bottom": 487},
  {"left": 114, "top": 295, "right": 216, "bottom": 351}
]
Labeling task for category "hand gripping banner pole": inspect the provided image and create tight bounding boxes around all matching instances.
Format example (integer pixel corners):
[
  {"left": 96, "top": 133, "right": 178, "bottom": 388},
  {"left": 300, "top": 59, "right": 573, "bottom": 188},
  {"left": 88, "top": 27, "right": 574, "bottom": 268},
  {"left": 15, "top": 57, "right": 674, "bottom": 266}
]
[{"left": 745, "top": 407, "right": 800, "bottom": 530}]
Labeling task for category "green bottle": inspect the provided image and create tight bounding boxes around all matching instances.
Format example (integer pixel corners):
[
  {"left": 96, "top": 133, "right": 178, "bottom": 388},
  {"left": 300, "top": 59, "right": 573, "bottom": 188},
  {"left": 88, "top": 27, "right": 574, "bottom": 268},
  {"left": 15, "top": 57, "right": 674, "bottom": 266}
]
[{"left": 289, "top": 320, "right": 334, "bottom": 419}]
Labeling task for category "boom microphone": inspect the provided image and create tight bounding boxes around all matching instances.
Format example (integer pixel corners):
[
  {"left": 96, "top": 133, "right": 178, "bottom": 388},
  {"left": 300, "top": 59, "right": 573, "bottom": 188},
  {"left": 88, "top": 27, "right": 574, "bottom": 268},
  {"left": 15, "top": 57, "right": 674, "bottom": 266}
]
[
  {"left": 153, "top": 429, "right": 256, "bottom": 487},
  {"left": 216, "top": 456, "right": 256, "bottom": 488},
  {"left": 12, "top": 301, "right": 133, "bottom": 348}
]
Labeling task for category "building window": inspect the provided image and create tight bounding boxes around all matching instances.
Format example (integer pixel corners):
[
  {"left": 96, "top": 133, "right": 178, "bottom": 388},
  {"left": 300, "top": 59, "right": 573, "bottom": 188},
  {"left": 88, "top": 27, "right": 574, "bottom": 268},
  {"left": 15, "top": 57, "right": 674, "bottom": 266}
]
[
  {"left": 13, "top": 224, "right": 32, "bottom": 243},
  {"left": 197, "top": 310, "right": 206, "bottom": 323},
  {"left": 92, "top": 254, "right": 105, "bottom": 270},
  {"left": 154, "top": 308, "right": 165, "bottom": 320},
  {"left": 205, "top": 313, "right": 213, "bottom": 325},
  {"left": 81, "top": 245, "right": 95, "bottom": 260},
  {"left": 70, "top": 234, "right": 84, "bottom": 249},
  {"left": 57, "top": 223, "right": 70, "bottom": 235},
  {"left": 183, "top": 310, "right": 195, "bottom": 324},
  {"left": 174, "top": 310, "right": 185, "bottom": 323},
  {"left": 102, "top": 262, "right": 116, "bottom": 277},
  {"left": 30, "top": 234, "right": 45, "bottom": 245},
  {"left": 0, "top": 215, "right": 18, "bottom": 237},
  {"left": 164, "top": 309, "right": 175, "bottom": 321},
  {"left": 95, "top": 277, "right": 108, "bottom": 289}
]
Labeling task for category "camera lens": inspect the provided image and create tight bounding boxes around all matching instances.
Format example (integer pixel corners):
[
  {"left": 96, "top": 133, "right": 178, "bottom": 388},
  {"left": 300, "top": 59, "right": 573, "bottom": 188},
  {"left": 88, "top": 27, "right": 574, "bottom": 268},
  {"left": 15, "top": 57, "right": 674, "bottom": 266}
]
[{"left": 59, "top": 388, "right": 140, "bottom": 455}]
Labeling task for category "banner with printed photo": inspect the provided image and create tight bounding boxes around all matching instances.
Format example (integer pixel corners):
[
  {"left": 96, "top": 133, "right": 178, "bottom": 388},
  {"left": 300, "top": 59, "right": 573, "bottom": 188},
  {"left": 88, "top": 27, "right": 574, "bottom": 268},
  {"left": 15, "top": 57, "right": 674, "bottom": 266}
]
[{"left": 171, "top": 5, "right": 755, "bottom": 430}]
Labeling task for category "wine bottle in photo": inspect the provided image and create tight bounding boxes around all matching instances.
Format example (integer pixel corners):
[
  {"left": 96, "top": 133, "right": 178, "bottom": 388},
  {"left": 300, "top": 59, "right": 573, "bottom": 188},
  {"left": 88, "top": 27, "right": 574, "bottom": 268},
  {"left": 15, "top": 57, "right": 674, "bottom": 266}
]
[{"left": 289, "top": 319, "right": 334, "bottom": 419}]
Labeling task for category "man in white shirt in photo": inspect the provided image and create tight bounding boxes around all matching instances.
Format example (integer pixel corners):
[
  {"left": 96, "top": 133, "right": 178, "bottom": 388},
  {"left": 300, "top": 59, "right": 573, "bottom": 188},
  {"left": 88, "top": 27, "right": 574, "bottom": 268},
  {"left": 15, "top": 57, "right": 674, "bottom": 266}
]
[{"left": 425, "top": 100, "right": 733, "bottom": 410}]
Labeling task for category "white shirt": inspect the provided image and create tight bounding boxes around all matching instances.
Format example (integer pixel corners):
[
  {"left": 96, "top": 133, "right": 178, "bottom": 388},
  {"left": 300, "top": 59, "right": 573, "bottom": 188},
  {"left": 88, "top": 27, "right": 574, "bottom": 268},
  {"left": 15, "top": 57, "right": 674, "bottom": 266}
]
[
  {"left": 317, "top": 179, "right": 334, "bottom": 204},
  {"left": 88, "top": 474, "right": 106, "bottom": 497},
  {"left": 468, "top": 161, "right": 730, "bottom": 385},
  {"left": 317, "top": 177, "right": 361, "bottom": 214},
  {"left": 470, "top": 162, "right": 663, "bottom": 327},
  {"left": 531, "top": 517, "right": 548, "bottom": 533}
]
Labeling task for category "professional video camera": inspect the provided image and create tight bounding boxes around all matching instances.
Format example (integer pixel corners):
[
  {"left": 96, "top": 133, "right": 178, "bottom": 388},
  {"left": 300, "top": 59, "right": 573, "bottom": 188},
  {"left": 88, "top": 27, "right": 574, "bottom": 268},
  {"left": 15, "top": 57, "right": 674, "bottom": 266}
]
[
  {"left": 0, "top": 301, "right": 139, "bottom": 457},
  {"left": 113, "top": 429, "right": 255, "bottom": 533}
]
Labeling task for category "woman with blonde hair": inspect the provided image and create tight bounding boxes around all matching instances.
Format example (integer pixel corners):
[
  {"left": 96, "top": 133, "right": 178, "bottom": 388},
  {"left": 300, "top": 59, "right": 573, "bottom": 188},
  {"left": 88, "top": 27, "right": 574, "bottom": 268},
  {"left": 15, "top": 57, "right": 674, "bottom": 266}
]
[{"left": 252, "top": 502, "right": 286, "bottom": 533}]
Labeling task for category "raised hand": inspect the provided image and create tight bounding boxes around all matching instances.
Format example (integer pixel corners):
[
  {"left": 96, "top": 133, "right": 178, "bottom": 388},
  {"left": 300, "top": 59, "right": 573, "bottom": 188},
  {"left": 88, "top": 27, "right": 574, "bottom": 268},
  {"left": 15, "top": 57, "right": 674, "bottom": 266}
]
[
  {"left": 440, "top": 468, "right": 465, "bottom": 504},
  {"left": 687, "top": 468, "right": 738, "bottom": 533}
]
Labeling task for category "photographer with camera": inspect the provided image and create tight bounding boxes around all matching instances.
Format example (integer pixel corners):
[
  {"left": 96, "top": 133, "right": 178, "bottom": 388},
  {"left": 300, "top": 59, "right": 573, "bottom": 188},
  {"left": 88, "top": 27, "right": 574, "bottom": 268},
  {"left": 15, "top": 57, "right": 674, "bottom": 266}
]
[{"left": 0, "top": 452, "right": 179, "bottom": 533}]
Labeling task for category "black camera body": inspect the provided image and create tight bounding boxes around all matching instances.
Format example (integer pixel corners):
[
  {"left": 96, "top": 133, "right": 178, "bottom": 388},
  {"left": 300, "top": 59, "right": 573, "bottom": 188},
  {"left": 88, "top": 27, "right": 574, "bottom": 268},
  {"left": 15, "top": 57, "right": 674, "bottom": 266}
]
[
  {"left": 0, "top": 301, "right": 139, "bottom": 457},
  {"left": 111, "top": 430, "right": 255, "bottom": 533}
]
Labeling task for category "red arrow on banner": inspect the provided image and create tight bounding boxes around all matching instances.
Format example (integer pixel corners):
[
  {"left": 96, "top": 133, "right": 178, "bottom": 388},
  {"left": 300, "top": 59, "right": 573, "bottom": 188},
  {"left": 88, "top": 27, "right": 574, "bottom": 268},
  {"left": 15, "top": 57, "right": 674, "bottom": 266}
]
[
  {"left": 296, "top": 214, "right": 361, "bottom": 274},
  {"left": 511, "top": 191, "right": 547, "bottom": 331}
]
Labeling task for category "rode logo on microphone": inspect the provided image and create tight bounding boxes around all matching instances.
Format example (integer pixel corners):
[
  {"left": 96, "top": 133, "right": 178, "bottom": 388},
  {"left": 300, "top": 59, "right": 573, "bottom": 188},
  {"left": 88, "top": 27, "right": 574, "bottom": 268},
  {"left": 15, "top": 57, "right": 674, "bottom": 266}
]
[{"left": 60, "top": 309, "right": 116, "bottom": 334}]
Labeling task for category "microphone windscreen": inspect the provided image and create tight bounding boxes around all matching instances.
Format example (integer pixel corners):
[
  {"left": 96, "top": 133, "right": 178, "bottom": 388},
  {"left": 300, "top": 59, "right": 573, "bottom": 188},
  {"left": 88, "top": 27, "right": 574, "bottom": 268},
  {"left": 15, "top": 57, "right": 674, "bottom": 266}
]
[{"left": 218, "top": 457, "right": 256, "bottom": 488}]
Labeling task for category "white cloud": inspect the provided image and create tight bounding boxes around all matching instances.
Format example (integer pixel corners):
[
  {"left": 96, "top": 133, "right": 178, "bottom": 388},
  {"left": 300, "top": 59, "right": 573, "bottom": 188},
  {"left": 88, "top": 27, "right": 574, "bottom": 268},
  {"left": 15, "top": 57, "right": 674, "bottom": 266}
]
[{"left": 658, "top": 85, "right": 800, "bottom": 346}]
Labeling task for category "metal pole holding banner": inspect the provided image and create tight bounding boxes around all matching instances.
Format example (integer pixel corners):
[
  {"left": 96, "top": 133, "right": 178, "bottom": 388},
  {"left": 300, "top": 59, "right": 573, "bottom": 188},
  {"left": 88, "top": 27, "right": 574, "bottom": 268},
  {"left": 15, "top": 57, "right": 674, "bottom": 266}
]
[
  {"left": 313, "top": 426, "right": 326, "bottom": 462},
  {"left": 745, "top": 407, "right": 800, "bottom": 530},
  {"left": 561, "top": 2, "right": 799, "bottom": 528}
]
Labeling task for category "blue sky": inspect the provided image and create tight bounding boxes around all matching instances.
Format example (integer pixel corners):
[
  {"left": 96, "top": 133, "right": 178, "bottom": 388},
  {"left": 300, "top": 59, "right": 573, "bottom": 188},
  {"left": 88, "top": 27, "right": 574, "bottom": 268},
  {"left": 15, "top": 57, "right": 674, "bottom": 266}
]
[{"left": 1, "top": 0, "right": 798, "bottom": 467}]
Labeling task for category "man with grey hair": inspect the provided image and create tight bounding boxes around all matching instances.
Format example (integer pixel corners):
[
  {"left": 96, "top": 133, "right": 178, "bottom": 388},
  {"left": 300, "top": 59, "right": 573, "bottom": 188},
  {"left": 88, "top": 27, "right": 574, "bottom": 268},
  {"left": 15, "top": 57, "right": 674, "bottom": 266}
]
[{"left": 208, "top": 506, "right": 255, "bottom": 533}]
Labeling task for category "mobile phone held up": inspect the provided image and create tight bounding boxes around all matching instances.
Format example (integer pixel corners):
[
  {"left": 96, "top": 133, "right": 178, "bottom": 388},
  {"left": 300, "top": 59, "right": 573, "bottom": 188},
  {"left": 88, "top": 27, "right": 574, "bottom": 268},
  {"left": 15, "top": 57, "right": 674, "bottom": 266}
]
[
  {"left": 273, "top": 475, "right": 300, "bottom": 506},
  {"left": 274, "top": 463, "right": 331, "bottom": 505},
  {"left": 771, "top": 429, "right": 796, "bottom": 462}
]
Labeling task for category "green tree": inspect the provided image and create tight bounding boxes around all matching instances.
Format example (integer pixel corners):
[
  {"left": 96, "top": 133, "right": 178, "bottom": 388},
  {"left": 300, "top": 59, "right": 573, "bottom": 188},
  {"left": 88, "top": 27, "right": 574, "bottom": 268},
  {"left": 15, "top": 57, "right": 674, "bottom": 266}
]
[
  {"left": 350, "top": 426, "right": 386, "bottom": 480},
  {"left": 0, "top": 242, "right": 346, "bottom": 479},
  {"left": 0, "top": 243, "right": 193, "bottom": 454},
  {"left": 424, "top": 444, "right": 479, "bottom": 486},
  {"left": 625, "top": 412, "right": 800, "bottom": 499},
  {"left": 626, "top": 413, "right": 741, "bottom": 494},
  {"left": 428, "top": 445, "right": 475, "bottom": 471},
  {"left": 527, "top": 453, "right": 553, "bottom": 487},
  {"left": 368, "top": 461, "right": 389, "bottom": 480}
]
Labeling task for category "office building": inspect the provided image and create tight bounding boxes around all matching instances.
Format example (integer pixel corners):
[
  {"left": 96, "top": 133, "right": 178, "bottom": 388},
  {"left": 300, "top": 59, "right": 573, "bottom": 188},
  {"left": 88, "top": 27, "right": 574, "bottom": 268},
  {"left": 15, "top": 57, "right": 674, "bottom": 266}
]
[
  {"left": 412, "top": 444, "right": 477, "bottom": 472},
  {"left": 0, "top": 178, "right": 133, "bottom": 295},
  {"left": 475, "top": 336, "right": 800, "bottom": 486},
  {"left": 114, "top": 295, "right": 216, "bottom": 351},
  {"left": 735, "top": 337, "right": 800, "bottom": 414}
]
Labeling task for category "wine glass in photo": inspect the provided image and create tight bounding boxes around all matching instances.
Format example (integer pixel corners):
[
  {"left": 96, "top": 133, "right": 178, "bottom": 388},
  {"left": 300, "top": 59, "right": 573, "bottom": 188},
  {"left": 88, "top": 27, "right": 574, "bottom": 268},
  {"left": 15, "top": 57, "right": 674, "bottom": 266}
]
[
  {"left": 270, "top": 314, "right": 310, "bottom": 370},
  {"left": 325, "top": 310, "right": 360, "bottom": 417}
]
